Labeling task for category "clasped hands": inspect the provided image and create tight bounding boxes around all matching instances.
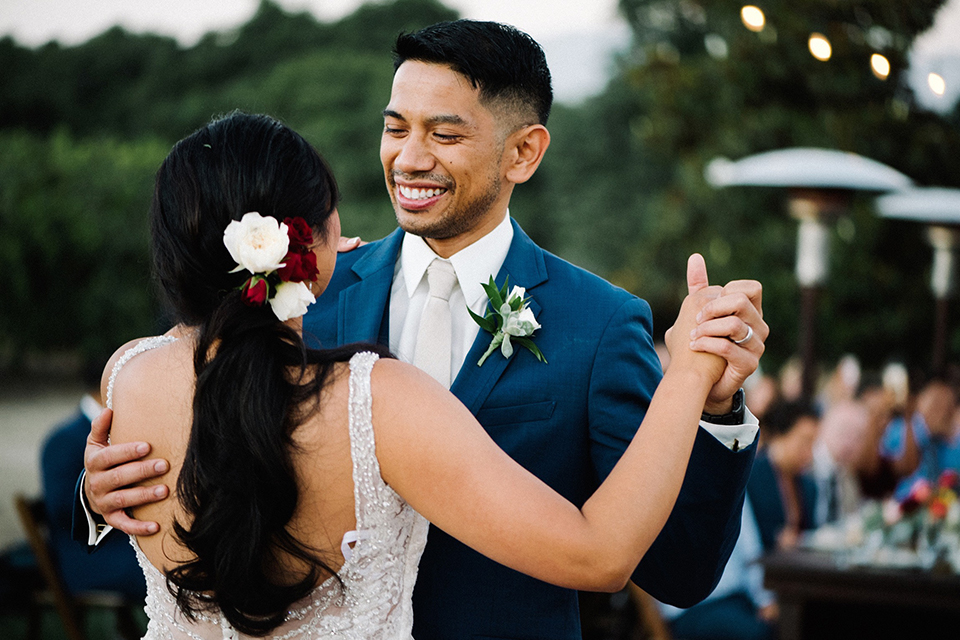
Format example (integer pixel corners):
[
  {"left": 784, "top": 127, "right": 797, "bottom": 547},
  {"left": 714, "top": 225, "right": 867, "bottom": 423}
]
[{"left": 83, "top": 252, "right": 766, "bottom": 536}]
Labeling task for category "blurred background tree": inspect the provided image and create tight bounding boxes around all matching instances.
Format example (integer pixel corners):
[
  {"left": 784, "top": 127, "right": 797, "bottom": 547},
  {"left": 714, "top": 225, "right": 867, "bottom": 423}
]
[
  {"left": 1, "top": 0, "right": 959, "bottom": 382},
  {"left": 519, "top": 0, "right": 960, "bottom": 377}
]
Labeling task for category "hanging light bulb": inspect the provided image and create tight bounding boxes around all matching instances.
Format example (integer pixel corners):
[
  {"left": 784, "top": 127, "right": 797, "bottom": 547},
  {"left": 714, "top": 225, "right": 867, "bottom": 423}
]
[
  {"left": 929, "top": 72, "right": 946, "bottom": 96},
  {"left": 870, "top": 54, "right": 890, "bottom": 80},
  {"left": 741, "top": 6, "right": 765, "bottom": 32},
  {"left": 808, "top": 33, "right": 832, "bottom": 61}
]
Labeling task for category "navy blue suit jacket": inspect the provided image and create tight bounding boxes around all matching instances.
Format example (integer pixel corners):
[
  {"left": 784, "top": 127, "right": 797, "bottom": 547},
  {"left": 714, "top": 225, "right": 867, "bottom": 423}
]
[
  {"left": 746, "top": 451, "right": 816, "bottom": 553},
  {"left": 304, "top": 219, "right": 755, "bottom": 639},
  {"left": 45, "top": 409, "right": 145, "bottom": 600}
]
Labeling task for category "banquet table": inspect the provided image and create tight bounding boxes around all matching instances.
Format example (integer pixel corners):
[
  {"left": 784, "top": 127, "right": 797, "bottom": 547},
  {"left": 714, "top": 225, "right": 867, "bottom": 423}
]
[{"left": 761, "top": 548, "right": 960, "bottom": 640}]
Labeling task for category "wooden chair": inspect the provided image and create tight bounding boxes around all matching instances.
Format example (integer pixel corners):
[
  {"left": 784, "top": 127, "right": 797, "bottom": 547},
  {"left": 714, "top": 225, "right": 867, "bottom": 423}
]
[
  {"left": 628, "top": 583, "right": 674, "bottom": 640},
  {"left": 14, "top": 494, "right": 142, "bottom": 640}
]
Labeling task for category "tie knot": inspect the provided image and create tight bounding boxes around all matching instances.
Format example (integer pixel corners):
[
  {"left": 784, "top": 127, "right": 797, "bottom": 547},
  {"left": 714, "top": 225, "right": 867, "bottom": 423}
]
[{"left": 426, "top": 259, "right": 458, "bottom": 302}]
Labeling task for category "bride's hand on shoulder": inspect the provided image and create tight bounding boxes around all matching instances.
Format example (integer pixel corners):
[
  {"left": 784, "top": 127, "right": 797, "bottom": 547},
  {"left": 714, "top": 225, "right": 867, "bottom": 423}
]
[{"left": 663, "top": 254, "right": 726, "bottom": 385}]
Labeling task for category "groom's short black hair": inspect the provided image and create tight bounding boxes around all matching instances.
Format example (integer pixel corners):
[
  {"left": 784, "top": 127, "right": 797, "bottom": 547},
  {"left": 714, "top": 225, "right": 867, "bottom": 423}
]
[{"left": 393, "top": 20, "right": 553, "bottom": 127}]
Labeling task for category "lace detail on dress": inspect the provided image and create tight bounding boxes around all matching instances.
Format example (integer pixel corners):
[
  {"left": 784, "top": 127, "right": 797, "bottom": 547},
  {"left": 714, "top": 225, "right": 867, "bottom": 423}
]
[
  {"left": 122, "top": 349, "right": 429, "bottom": 639},
  {"left": 106, "top": 336, "right": 178, "bottom": 410}
]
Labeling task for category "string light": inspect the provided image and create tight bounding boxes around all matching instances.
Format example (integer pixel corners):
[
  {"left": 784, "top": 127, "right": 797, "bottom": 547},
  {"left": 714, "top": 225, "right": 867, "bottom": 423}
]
[
  {"left": 808, "top": 33, "right": 832, "bottom": 61},
  {"left": 928, "top": 73, "right": 946, "bottom": 96},
  {"left": 740, "top": 6, "right": 765, "bottom": 32},
  {"left": 870, "top": 54, "right": 890, "bottom": 80}
]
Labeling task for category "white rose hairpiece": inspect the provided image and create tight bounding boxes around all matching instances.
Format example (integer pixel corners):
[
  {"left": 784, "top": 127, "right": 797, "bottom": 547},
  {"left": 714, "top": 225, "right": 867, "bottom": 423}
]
[
  {"left": 222, "top": 211, "right": 319, "bottom": 321},
  {"left": 469, "top": 277, "right": 546, "bottom": 366}
]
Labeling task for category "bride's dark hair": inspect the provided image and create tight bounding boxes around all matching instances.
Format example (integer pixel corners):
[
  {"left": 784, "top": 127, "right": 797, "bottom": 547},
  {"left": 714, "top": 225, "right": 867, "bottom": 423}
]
[{"left": 150, "top": 112, "right": 385, "bottom": 635}]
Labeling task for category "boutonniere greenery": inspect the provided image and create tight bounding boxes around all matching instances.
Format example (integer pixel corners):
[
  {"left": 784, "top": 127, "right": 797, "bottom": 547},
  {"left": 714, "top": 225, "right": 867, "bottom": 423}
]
[{"left": 469, "top": 277, "right": 547, "bottom": 366}]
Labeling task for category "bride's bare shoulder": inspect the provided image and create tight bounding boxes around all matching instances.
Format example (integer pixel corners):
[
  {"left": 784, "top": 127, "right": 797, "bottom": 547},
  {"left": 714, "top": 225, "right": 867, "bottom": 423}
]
[{"left": 100, "top": 336, "right": 192, "bottom": 407}]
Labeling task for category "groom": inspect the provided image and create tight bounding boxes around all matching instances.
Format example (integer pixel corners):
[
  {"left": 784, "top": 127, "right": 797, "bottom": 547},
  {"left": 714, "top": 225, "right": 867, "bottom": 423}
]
[{"left": 79, "top": 20, "right": 766, "bottom": 639}]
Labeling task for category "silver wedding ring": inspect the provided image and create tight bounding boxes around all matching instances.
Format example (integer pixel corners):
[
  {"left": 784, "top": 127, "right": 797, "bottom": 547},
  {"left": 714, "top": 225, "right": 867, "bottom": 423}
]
[{"left": 733, "top": 325, "right": 754, "bottom": 345}]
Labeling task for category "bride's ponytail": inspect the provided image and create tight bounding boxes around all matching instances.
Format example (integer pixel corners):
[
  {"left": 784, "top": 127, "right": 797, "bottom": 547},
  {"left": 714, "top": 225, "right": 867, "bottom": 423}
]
[{"left": 149, "top": 112, "right": 382, "bottom": 635}]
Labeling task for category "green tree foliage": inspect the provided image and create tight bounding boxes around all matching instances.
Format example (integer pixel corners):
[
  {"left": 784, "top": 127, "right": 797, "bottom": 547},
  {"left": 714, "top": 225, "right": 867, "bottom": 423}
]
[
  {"left": 520, "top": 0, "right": 959, "bottom": 374},
  {"left": 0, "top": 0, "right": 457, "bottom": 372},
  {"left": 0, "top": 130, "right": 169, "bottom": 365}
]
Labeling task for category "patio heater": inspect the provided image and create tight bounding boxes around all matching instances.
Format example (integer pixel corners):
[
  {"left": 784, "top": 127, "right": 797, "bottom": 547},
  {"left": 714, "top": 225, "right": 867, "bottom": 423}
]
[
  {"left": 875, "top": 188, "right": 960, "bottom": 375},
  {"left": 706, "top": 148, "right": 912, "bottom": 400}
]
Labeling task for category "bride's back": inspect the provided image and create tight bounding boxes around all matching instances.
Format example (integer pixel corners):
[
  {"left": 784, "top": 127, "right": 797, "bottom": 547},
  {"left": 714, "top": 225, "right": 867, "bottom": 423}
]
[
  {"left": 106, "top": 336, "right": 357, "bottom": 582},
  {"left": 110, "top": 112, "right": 402, "bottom": 636}
]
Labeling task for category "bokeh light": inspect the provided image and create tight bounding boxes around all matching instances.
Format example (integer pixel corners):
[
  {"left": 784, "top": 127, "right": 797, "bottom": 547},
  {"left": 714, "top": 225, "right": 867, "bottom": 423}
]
[
  {"left": 928, "top": 72, "right": 946, "bottom": 96},
  {"left": 870, "top": 53, "right": 890, "bottom": 80},
  {"left": 808, "top": 33, "right": 832, "bottom": 61},
  {"left": 740, "top": 6, "right": 765, "bottom": 32}
]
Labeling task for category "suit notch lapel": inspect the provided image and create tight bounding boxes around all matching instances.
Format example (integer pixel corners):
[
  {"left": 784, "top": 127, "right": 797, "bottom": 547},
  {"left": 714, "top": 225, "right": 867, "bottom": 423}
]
[
  {"left": 450, "top": 221, "right": 548, "bottom": 413},
  {"left": 337, "top": 230, "right": 403, "bottom": 345}
]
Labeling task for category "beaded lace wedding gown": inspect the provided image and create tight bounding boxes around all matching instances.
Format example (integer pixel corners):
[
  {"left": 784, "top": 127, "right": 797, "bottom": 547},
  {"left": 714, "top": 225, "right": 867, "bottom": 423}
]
[{"left": 107, "top": 339, "right": 429, "bottom": 639}]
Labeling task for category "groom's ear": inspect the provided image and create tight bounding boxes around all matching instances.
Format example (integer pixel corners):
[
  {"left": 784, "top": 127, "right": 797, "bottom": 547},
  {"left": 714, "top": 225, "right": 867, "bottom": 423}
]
[{"left": 503, "top": 124, "right": 550, "bottom": 185}]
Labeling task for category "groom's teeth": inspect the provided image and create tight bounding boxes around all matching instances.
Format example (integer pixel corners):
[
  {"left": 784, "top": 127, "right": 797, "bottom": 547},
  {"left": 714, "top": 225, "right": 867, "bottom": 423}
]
[{"left": 399, "top": 185, "right": 444, "bottom": 200}]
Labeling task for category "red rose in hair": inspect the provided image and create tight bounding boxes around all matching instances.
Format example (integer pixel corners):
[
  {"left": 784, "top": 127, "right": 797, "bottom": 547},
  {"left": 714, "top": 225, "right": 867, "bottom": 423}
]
[
  {"left": 278, "top": 251, "right": 319, "bottom": 283},
  {"left": 284, "top": 217, "right": 314, "bottom": 252},
  {"left": 242, "top": 277, "right": 268, "bottom": 306}
]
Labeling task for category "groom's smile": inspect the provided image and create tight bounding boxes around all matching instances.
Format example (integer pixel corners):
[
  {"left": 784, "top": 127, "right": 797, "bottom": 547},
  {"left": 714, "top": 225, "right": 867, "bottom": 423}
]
[{"left": 380, "top": 60, "right": 511, "bottom": 257}]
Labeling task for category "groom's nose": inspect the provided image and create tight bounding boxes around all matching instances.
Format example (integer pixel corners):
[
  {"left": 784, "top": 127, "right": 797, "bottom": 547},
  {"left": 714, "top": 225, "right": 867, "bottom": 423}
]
[{"left": 393, "top": 134, "right": 436, "bottom": 174}]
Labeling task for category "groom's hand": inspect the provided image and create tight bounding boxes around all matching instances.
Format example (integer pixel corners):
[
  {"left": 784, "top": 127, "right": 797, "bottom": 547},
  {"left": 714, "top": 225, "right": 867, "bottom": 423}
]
[
  {"left": 685, "top": 256, "right": 767, "bottom": 414},
  {"left": 84, "top": 408, "right": 168, "bottom": 536}
]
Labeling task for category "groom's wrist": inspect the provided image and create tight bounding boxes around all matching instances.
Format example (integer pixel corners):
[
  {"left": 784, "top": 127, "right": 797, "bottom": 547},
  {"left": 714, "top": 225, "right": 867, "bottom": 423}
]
[{"left": 701, "top": 389, "right": 745, "bottom": 425}]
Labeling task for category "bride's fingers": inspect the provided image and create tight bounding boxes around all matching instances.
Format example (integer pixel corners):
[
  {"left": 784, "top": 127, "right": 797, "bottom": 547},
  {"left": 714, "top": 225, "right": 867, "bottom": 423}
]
[{"left": 686, "top": 253, "right": 709, "bottom": 294}]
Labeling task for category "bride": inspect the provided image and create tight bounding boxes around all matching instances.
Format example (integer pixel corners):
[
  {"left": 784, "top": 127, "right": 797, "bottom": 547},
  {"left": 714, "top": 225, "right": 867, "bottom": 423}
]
[{"left": 106, "top": 111, "right": 730, "bottom": 638}]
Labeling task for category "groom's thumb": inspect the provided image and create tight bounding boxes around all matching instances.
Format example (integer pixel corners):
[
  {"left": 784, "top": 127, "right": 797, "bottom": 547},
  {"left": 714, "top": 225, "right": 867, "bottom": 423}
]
[{"left": 687, "top": 253, "right": 709, "bottom": 294}]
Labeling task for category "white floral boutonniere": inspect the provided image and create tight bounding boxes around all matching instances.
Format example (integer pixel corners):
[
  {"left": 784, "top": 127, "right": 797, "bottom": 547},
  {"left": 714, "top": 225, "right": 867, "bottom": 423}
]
[{"left": 469, "top": 277, "right": 547, "bottom": 366}]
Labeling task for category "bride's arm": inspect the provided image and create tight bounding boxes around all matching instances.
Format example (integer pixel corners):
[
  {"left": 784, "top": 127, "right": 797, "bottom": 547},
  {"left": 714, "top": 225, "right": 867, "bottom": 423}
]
[{"left": 373, "top": 287, "right": 725, "bottom": 592}]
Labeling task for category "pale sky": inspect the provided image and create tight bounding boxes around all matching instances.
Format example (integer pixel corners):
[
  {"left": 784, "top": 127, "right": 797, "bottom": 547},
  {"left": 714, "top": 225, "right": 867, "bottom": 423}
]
[
  {"left": 1, "top": 0, "right": 958, "bottom": 106},
  {"left": 0, "top": 0, "right": 624, "bottom": 48}
]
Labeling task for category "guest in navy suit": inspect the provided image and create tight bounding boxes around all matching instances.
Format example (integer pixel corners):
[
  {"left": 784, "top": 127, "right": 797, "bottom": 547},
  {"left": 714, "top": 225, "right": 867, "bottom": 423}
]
[
  {"left": 42, "top": 361, "right": 145, "bottom": 600},
  {"left": 76, "top": 21, "right": 767, "bottom": 639},
  {"left": 748, "top": 400, "right": 818, "bottom": 551}
]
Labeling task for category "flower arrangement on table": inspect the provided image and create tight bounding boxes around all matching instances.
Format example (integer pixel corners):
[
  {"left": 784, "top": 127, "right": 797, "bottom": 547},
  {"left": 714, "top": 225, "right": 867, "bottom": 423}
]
[{"left": 876, "top": 470, "right": 960, "bottom": 572}]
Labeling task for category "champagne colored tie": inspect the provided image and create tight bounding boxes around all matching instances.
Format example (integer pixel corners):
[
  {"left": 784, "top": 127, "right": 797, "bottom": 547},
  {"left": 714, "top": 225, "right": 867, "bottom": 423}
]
[{"left": 413, "top": 259, "right": 458, "bottom": 388}]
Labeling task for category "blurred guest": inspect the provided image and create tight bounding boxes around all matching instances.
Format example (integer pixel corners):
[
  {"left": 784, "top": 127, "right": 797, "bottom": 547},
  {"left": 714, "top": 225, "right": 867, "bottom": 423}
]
[
  {"left": 778, "top": 358, "right": 804, "bottom": 403},
  {"left": 658, "top": 496, "right": 777, "bottom": 640},
  {"left": 816, "top": 354, "right": 861, "bottom": 413},
  {"left": 883, "top": 379, "right": 960, "bottom": 500},
  {"left": 854, "top": 381, "right": 919, "bottom": 499},
  {"left": 810, "top": 400, "right": 870, "bottom": 528},
  {"left": 40, "top": 359, "right": 145, "bottom": 600},
  {"left": 748, "top": 400, "right": 819, "bottom": 550},
  {"left": 745, "top": 372, "right": 779, "bottom": 423}
]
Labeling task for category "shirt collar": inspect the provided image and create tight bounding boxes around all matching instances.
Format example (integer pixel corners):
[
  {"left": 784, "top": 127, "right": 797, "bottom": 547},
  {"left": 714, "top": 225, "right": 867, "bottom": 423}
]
[{"left": 400, "top": 213, "right": 514, "bottom": 306}]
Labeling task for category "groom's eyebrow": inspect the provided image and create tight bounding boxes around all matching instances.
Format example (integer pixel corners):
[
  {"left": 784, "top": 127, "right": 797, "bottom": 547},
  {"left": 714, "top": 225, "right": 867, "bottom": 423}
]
[{"left": 382, "top": 109, "right": 468, "bottom": 127}]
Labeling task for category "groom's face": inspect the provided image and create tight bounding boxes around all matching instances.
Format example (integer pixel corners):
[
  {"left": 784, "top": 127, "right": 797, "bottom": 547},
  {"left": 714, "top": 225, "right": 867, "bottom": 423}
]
[{"left": 380, "top": 61, "right": 510, "bottom": 251}]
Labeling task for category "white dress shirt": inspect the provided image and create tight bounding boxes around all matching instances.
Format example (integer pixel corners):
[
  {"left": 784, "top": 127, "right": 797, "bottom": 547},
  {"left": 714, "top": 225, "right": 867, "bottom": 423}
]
[{"left": 390, "top": 213, "right": 514, "bottom": 385}]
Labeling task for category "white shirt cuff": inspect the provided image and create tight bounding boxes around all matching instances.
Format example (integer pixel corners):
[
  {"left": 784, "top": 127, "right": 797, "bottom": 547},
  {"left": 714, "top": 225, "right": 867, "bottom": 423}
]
[
  {"left": 79, "top": 470, "right": 114, "bottom": 546},
  {"left": 699, "top": 406, "right": 760, "bottom": 451}
]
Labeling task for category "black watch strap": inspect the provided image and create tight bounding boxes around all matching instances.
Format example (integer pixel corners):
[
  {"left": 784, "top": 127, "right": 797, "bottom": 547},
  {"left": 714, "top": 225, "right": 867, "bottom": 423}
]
[{"left": 701, "top": 388, "right": 745, "bottom": 426}]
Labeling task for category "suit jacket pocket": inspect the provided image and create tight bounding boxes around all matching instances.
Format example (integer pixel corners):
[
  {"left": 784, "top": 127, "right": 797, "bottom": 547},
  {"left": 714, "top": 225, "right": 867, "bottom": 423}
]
[{"left": 476, "top": 400, "right": 556, "bottom": 427}]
